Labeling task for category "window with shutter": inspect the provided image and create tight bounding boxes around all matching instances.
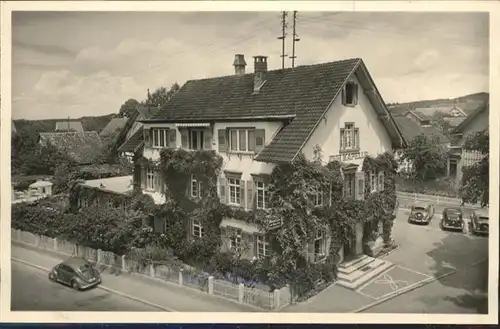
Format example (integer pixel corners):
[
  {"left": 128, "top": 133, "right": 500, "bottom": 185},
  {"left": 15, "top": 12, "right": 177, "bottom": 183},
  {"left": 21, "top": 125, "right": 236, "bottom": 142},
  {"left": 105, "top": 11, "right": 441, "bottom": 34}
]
[
  {"left": 246, "top": 180, "right": 254, "bottom": 210},
  {"left": 180, "top": 129, "right": 189, "bottom": 148},
  {"left": 218, "top": 129, "right": 227, "bottom": 152},
  {"left": 355, "top": 172, "right": 365, "bottom": 200},
  {"left": 167, "top": 129, "right": 177, "bottom": 148},
  {"left": 239, "top": 180, "right": 246, "bottom": 208},
  {"left": 218, "top": 176, "right": 226, "bottom": 203},
  {"left": 254, "top": 129, "right": 265, "bottom": 153},
  {"left": 144, "top": 128, "right": 151, "bottom": 147}
]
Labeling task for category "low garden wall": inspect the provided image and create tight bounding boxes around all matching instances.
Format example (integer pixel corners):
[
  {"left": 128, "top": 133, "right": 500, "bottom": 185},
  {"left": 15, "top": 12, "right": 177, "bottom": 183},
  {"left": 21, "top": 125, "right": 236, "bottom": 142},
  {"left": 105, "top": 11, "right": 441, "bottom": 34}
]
[{"left": 12, "top": 228, "right": 291, "bottom": 311}]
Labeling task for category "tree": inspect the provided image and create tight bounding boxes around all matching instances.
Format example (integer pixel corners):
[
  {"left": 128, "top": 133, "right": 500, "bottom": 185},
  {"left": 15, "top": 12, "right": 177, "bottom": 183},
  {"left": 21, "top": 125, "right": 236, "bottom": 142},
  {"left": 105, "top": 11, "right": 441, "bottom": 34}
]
[
  {"left": 401, "top": 134, "right": 448, "bottom": 181},
  {"left": 430, "top": 113, "right": 453, "bottom": 135},
  {"left": 459, "top": 131, "right": 489, "bottom": 207},
  {"left": 119, "top": 98, "right": 140, "bottom": 118},
  {"left": 144, "top": 83, "right": 180, "bottom": 109}
]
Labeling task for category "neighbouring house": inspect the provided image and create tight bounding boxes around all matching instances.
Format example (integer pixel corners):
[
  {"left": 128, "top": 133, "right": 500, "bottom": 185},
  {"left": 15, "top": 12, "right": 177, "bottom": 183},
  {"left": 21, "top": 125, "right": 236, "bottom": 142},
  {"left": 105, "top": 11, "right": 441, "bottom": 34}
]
[
  {"left": 126, "top": 54, "right": 405, "bottom": 277},
  {"left": 38, "top": 131, "right": 103, "bottom": 165},
  {"left": 55, "top": 120, "right": 84, "bottom": 133},
  {"left": 448, "top": 103, "right": 489, "bottom": 186},
  {"left": 29, "top": 180, "right": 53, "bottom": 196},
  {"left": 412, "top": 105, "right": 468, "bottom": 118},
  {"left": 99, "top": 117, "right": 129, "bottom": 138},
  {"left": 117, "top": 104, "right": 159, "bottom": 161},
  {"left": 75, "top": 175, "right": 134, "bottom": 209},
  {"left": 392, "top": 112, "right": 450, "bottom": 173},
  {"left": 442, "top": 116, "right": 467, "bottom": 128}
]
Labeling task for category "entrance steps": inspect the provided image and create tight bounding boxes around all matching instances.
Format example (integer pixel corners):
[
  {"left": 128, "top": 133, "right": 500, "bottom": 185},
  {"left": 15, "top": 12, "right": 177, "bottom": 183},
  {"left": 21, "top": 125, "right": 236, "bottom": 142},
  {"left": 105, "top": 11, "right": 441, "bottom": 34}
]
[{"left": 336, "top": 255, "right": 394, "bottom": 290}]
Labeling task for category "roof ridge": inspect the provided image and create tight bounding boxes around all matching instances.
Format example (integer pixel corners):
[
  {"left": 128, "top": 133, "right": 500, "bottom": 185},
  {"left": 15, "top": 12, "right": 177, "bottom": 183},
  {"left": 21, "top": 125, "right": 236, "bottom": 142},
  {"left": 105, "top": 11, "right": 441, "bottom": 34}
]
[{"left": 183, "top": 57, "right": 363, "bottom": 84}]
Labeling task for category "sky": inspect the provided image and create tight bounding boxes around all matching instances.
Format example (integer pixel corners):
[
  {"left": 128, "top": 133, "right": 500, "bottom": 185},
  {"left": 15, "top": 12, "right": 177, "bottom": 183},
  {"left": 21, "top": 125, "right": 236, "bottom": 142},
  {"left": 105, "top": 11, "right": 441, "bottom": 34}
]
[{"left": 11, "top": 11, "right": 489, "bottom": 120}]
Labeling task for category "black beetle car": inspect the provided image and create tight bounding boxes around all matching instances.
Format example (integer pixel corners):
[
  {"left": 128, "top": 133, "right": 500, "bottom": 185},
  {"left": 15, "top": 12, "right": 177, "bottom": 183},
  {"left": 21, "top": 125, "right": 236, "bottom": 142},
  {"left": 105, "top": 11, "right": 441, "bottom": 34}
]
[
  {"left": 440, "top": 207, "right": 465, "bottom": 232},
  {"left": 48, "top": 256, "right": 101, "bottom": 291},
  {"left": 408, "top": 203, "right": 434, "bottom": 225},
  {"left": 470, "top": 208, "right": 489, "bottom": 236}
]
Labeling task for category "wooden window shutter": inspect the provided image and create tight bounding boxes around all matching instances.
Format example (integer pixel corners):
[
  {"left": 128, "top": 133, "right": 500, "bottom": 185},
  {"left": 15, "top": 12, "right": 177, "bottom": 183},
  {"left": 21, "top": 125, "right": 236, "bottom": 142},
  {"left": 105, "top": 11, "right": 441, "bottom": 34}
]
[
  {"left": 340, "top": 129, "right": 344, "bottom": 151},
  {"left": 144, "top": 128, "right": 151, "bottom": 147},
  {"left": 154, "top": 216, "right": 164, "bottom": 234},
  {"left": 341, "top": 85, "right": 347, "bottom": 105},
  {"left": 140, "top": 166, "right": 146, "bottom": 189},
  {"left": 180, "top": 129, "right": 189, "bottom": 148},
  {"left": 355, "top": 128, "right": 360, "bottom": 149},
  {"left": 204, "top": 128, "right": 213, "bottom": 150},
  {"left": 218, "top": 176, "right": 226, "bottom": 204},
  {"left": 186, "top": 175, "right": 192, "bottom": 197},
  {"left": 353, "top": 83, "right": 359, "bottom": 105},
  {"left": 167, "top": 129, "right": 177, "bottom": 148},
  {"left": 218, "top": 129, "right": 227, "bottom": 152},
  {"left": 246, "top": 180, "right": 254, "bottom": 211},
  {"left": 239, "top": 180, "right": 246, "bottom": 208},
  {"left": 355, "top": 172, "right": 365, "bottom": 201},
  {"left": 254, "top": 129, "right": 265, "bottom": 153}
]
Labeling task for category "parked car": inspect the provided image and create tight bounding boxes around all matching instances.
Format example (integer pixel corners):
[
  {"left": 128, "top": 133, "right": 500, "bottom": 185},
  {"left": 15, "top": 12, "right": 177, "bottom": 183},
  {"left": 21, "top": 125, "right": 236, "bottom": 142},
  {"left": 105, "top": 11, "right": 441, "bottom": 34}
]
[
  {"left": 48, "top": 256, "right": 101, "bottom": 290},
  {"left": 408, "top": 203, "right": 434, "bottom": 225},
  {"left": 470, "top": 208, "right": 489, "bottom": 236},
  {"left": 440, "top": 207, "right": 465, "bottom": 232}
]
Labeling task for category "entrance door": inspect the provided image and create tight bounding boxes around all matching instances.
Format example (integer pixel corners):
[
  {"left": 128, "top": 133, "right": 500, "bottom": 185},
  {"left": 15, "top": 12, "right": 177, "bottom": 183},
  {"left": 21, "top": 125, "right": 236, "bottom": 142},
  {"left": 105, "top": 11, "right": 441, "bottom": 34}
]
[{"left": 343, "top": 236, "right": 355, "bottom": 261}]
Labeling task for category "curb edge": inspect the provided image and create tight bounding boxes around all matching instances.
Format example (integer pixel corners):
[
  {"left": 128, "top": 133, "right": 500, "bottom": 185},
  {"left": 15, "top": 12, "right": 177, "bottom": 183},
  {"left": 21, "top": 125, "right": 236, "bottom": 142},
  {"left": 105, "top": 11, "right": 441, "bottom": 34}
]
[{"left": 11, "top": 257, "right": 176, "bottom": 312}]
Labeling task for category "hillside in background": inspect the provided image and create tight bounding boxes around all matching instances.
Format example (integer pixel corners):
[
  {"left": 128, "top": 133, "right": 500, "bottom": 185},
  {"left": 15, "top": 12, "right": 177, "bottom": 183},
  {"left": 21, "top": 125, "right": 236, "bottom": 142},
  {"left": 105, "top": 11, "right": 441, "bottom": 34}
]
[
  {"left": 14, "top": 113, "right": 116, "bottom": 137},
  {"left": 387, "top": 92, "right": 489, "bottom": 116}
]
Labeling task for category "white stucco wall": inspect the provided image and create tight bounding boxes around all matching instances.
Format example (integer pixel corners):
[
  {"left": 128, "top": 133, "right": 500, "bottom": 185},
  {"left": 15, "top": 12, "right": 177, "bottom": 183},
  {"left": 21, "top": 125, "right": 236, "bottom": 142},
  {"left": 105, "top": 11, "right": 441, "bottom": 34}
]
[
  {"left": 213, "top": 121, "right": 280, "bottom": 180},
  {"left": 301, "top": 74, "right": 393, "bottom": 170}
]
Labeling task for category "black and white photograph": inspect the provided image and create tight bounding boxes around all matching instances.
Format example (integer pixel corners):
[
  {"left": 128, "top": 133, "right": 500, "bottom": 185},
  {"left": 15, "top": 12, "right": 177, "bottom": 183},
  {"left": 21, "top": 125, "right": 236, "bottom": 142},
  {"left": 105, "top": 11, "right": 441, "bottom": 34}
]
[{"left": 1, "top": 0, "right": 497, "bottom": 323}]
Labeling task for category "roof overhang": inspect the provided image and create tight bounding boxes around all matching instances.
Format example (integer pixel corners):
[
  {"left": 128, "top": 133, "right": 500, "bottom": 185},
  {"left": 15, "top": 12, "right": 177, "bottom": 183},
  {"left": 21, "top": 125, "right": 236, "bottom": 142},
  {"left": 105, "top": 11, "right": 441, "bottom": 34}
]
[{"left": 141, "top": 114, "right": 296, "bottom": 124}]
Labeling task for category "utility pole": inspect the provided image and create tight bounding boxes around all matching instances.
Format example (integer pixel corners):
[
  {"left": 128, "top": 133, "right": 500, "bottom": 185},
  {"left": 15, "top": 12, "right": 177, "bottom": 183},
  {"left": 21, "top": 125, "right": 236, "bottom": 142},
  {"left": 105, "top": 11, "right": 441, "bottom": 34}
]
[
  {"left": 277, "top": 11, "right": 288, "bottom": 69},
  {"left": 291, "top": 11, "right": 300, "bottom": 68}
]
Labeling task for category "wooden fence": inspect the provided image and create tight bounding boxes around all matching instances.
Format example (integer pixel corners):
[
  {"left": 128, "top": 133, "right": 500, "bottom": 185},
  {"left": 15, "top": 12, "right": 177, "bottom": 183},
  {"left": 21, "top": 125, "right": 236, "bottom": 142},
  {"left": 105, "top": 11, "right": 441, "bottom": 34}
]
[{"left": 11, "top": 228, "right": 291, "bottom": 311}]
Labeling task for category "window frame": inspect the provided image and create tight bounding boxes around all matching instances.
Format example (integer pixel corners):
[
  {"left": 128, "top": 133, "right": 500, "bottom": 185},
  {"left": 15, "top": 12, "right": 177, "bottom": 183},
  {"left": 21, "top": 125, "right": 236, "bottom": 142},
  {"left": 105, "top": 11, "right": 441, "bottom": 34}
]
[
  {"left": 228, "top": 177, "right": 241, "bottom": 205},
  {"left": 314, "top": 187, "right": 324, "bottom": 206},
  {"left": 228, "top": 128, "right": 256, "bottom": 153},
  {"left": 370, "top": 171, "right": 377, "bottom": 193},
  {"left": 256, "top": 235, "right": 269, "bottom": 258},
  {"left": 229, "top": 228, "right": 243, "bottom": 251},
  {"left": 340, "top": 123, "right": 359, "bottom": 151},
  {"left": 343, "top": 172, "right": 355, "bottom": 198},
  {"left": 192, "top": 219, "right": 204, "bottom": 238},
  {"left": 314, "top": 230, "right": 326, "bottom": 261},
  {"left": 190, "top": 175, "right": 202, "bottom": 198},
  {"left": 256, "top": 180, "right": 268, "bottom": 209},
  {"left": 344, "top": 82, "right": 358, "bottom": 106},
  {"left": 189, "top": 129, "right": 205, "bottom": 150},
  {"left": 151, "top": 128, "right": 169, "bottom": 148}
]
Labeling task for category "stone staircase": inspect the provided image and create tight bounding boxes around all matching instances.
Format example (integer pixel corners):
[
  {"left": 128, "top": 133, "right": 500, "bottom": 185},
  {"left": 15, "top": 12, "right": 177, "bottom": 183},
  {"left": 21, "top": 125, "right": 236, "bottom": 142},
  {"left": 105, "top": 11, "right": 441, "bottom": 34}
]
[{"left": 336, "top": 255, "right": 395, "bottom": 290}]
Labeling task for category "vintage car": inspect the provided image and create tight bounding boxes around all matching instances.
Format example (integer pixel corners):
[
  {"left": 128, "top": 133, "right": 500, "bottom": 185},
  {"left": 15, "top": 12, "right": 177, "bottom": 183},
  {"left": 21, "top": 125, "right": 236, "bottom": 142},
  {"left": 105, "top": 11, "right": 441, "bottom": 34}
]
[
  {"left": 408, "top": 203, "right": 434, "bottom": 225},
  {"left": 470, "top": 208, "right": 489, "bottom": 236},
  {"left": 440, "top": 207, "right": 465, "bottom": 232},
  {"left": 48, "top": 256, "right": 101, "bottom": 291}
]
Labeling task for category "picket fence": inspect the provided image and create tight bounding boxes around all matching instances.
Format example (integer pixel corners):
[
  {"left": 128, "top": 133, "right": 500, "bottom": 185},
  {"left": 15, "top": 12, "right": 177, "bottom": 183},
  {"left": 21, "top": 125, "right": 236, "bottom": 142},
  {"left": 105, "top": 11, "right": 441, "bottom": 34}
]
[
  {"left": 12, "top": 228, "right": 291, "bottom": 311},
  {"left": 396, "top": 191, "right": 482, "bottom": 209}
]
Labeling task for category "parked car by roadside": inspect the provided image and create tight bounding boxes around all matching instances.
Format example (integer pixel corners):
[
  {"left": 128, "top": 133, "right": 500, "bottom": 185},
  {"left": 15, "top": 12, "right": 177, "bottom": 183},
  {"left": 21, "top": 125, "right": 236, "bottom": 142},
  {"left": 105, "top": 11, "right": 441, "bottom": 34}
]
[
  {"left": 48, "top": 256, "right": 101, "bottom": 291},
  {"left": 408, "top": 203, "right": 434, "bottom": 225},
  {"left": 470, "top": 208, "right": 489, "bottom": 236},
  {"left": 439, "top": 207, "right": 465, "bottom": 232}
]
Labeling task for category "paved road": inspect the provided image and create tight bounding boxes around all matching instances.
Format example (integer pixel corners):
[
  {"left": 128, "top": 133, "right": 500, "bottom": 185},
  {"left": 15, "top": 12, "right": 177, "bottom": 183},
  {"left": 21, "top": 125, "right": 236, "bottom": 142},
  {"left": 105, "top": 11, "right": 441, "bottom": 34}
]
[
  {"left": 361, "top": 259, "right": 488, "bottom": 314},
  {"left": 11, "top": 261, "right": 163, "bottom": 311}
]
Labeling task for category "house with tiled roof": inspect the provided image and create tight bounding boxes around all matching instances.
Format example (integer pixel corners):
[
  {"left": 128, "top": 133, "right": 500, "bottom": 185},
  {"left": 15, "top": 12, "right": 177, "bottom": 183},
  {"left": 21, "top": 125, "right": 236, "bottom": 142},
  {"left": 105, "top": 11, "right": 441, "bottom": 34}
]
[
  {"left": 131, "top": 54, "right": 405, "bottom": 267},
  {"left": 392, "top": 114, "right": 450, "bottom": 173},
  {"left": 99, "top": 117, "right": 129, "bottom": 138},
  {"left": 38, "top": 131, "right": 103, "bottom": 165},
  {"left": 448, "top": 102, "right": 489, "bottom": 185},
  {"left": 55, "top": 120, "right": 84, "bottom": 133},
  {"left": 117, "top": 104, "right": 158, "bottom": 159}
]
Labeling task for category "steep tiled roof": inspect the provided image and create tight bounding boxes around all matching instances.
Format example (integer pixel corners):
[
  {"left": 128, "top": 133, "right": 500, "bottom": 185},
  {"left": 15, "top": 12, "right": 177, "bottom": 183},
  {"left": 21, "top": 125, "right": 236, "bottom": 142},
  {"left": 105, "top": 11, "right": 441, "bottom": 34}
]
[
  {"left": 55, "top": 121, "right": 84, "bottom": 133},
  {"left": 453, "top": 102, "right": 489, "bottom": 133},
  {"left": 99, "top": 117, "right": 128, "bottom": 137},
  {"left": 38, "top": 131, "right": 103, "bottom": 164},
  {"left": 393, "top": 116, "right": 449, "bottom": 144},
  {"left": 118, "top": 126, "right": 144, "bottom": 153},
  {"left": 409, "top": 109, "right": 432, "bottom": 122},
  {"left": 148, "top": 57, "right": 404, "bottom": 163}
]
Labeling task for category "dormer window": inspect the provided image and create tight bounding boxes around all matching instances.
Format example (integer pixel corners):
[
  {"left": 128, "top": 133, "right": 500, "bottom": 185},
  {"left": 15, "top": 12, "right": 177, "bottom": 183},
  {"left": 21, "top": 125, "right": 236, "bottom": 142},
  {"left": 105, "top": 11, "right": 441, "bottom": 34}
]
[{"left": 342, "top": 82, "right": 358, "bottom": 106}]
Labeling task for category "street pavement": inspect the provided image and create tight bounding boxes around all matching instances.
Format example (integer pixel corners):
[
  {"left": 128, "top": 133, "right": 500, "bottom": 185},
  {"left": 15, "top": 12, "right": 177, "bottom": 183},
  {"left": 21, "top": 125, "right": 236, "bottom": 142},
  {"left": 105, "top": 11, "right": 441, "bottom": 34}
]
[
  {"left": 12, "top": 243, "right": 258, "bottom": 312},
  {"left": 11, "top": 261, "right": 163, "bottom": 311},
  {"left": 282, "top": 207, "right": 489, "bottom": 313}
]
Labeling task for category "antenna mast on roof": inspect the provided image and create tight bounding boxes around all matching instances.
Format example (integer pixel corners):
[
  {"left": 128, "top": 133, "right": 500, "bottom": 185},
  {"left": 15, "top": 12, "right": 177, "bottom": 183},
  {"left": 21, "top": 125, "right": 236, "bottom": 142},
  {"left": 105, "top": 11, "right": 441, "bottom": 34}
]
[
  {"left": 277, "top": 11, "right": 288, "bottom": 69},
  {"left": 291, "top": 11, "right": 300, "bottom": 68},
  {"left": 68, "top": 116, "right": 70, "bottom": 132}
]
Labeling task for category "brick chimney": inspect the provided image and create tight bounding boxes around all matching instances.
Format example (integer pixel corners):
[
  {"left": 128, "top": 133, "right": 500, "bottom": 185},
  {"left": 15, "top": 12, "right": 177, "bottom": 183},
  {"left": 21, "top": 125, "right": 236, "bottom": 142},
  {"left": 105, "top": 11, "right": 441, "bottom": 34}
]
[
  {"left": 253, "top": 55, "right": 268, "bottom": 93},
  {"left": 233, "top": 54, "right": 247, "bottom": 75}
]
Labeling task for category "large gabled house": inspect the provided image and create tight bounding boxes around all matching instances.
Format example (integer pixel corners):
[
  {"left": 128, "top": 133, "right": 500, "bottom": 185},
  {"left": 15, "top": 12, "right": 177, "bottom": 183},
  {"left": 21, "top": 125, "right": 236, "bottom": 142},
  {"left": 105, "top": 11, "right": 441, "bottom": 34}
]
[
  {"left": 127, "top": 54, "right": 405, "bottom": 273},
  {"left": 448, "top": 102, "right": 489, "bottom": 185}
]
